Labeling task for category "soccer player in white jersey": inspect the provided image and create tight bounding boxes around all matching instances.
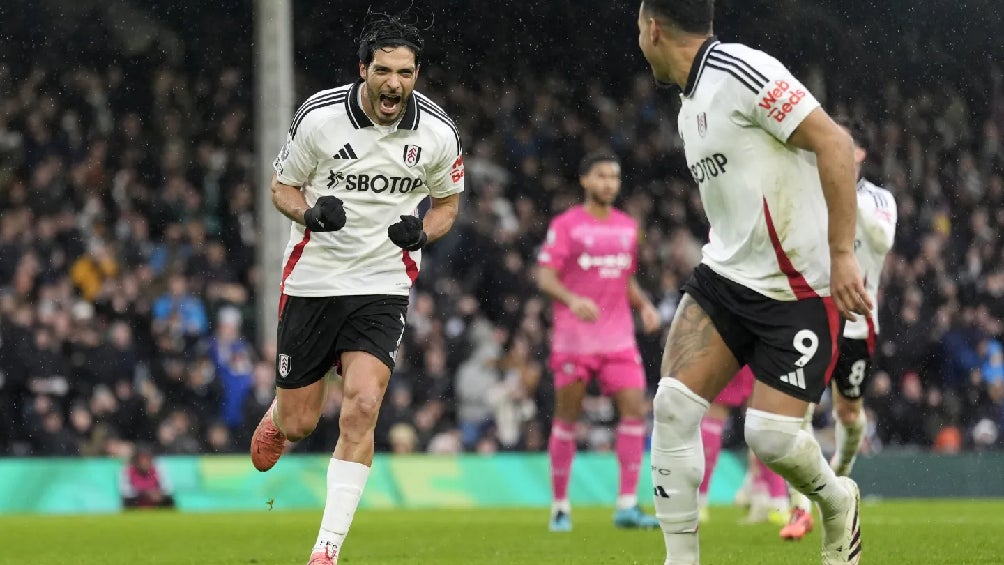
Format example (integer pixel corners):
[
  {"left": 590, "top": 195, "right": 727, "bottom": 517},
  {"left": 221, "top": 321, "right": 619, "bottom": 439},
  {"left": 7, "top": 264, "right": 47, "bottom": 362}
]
[
  {"left": 782, "top": 117, "right": 897, "bottom": 541},
  {"left": 249, "top": 11, "right": 464, "bottom": 565},
  {"left": 636, "top": 1, "right": 872, "bottom": 564},
  {"left": 536, "top": 152, "right": 662, "bottom": 532}
]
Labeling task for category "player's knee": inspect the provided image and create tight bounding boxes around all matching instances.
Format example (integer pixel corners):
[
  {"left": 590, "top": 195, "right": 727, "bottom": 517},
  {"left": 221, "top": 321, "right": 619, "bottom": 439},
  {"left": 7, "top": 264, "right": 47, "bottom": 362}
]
[
  {"left": 834, "top": 401, "right": 863, "bottom": 426},
  {"left": 744, "top": 414, "right": 798, "bottom": 465},
  {"left": 616, "top": 391, "right": 647, "bottom": 420},
  {"left": 652, "top": 379, "right": 706, "bottom": 430},
  {"left": 281, "top": 411, "right": 319, "bottom": 441},
  {"left": 340, "top": 391, "right": 383, "bottom": 430}
]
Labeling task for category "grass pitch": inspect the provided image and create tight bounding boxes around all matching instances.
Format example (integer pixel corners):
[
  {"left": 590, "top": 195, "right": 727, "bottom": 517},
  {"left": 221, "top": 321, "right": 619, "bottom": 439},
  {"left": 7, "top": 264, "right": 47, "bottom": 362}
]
[{"left": 3, "top": 500, "right": 1002, "bottom": 564}]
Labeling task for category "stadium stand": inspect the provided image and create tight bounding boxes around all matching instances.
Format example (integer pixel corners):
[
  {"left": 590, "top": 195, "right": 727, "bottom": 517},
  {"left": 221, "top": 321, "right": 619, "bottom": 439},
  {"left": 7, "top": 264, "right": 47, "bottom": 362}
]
[{"left": 0, "top": 1, "right": 1002, "bottom": 457}]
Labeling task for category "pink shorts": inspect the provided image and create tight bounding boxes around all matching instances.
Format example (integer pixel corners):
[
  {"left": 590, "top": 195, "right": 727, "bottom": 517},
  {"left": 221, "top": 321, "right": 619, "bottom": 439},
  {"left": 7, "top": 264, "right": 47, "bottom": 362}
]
[
  {"left": 549, "top": 348, "right": 645, "bottom": 396},
  {"left": 714, "top": 366, "right": 755, "bottom": 407}
]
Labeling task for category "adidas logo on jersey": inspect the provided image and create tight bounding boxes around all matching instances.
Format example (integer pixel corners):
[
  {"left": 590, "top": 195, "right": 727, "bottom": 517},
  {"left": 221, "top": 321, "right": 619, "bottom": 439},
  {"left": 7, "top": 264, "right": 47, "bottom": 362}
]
[
  {"left": 779, "top": 368, "right": 806, "bottom": 389},
  {"left": 333, "top": 143, "right": 358, "bottom": 159}
]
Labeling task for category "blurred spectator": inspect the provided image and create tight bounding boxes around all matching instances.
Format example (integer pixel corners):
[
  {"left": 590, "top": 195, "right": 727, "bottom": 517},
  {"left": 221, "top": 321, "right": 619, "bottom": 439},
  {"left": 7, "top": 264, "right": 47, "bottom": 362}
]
[
  {"left": 0, "top": 1, "right": 1002, "bottom": 458},
  {"left": 490, "top": 333, "right": 540, "bottom": 450},
  {"left": 152, "top": 273, "right": 208, "bottom": 340},
  {"left": 69, "top": 240, "right": 118, "bottom": 301},
  {"left": 877, "top": 372, "right": 932, "bottom": 448},
  {"left": 388, "top": 423, "right": 419, "bottom": 454},
  {"left": 120, "top": 447, "right": 175, "bottom": 509},
  {"left": 454, "top": 320, "right": 500, "bottom": 449},
  {"left": 375, "top": 381, "right": 416, "bottom": 452},
  {"left": 34, "top": 408, "right": 79, "bottom": 456},
  {"left": 156, "top": 409, "right": 201, "bottom": 454},
  {"left": 207, "top": 306, "right": 254, "bottom": 431},
  {"left": 204, "top": 420, "right": 236, "bottom": 453},
  {"left": 979, "top": 335, "right": 1004, "bottom": 386},
  {"left": 240, "top": 361, "right": 275, "bottom": 446}
]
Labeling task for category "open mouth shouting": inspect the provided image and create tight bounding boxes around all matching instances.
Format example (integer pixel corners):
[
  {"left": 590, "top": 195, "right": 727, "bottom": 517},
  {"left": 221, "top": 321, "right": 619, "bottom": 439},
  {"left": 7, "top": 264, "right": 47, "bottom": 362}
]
[{"left": 378, "top": 92, "right": 403, "bottom": 118}]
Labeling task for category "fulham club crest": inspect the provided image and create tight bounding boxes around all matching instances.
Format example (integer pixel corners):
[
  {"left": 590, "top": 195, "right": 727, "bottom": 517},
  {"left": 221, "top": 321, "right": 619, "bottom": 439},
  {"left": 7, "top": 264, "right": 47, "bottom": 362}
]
[
  {"left": 403, "top": 145, "right": 422, "bottom": 168},
  {"left": 278, "top": 354, "right": 290, "bottom": 377},
  {"left": 697, "top": 112, "right": 708, "bottom": 137}
]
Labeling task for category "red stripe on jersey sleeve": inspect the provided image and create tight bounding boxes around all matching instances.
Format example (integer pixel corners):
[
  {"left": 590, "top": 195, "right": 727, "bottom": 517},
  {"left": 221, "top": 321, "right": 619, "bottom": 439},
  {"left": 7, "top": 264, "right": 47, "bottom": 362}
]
[
  {"left": 822, "top": 296, "right": 841, "bottom": 386},
  {"left": 402, "top": 250, "right": 419, "bottom": 283},
  {"left": 762, "top": 198, "right": 818, "bottom": 300},
  {"left": 280, "top": 229, "right": 312, "bottom": 295}
]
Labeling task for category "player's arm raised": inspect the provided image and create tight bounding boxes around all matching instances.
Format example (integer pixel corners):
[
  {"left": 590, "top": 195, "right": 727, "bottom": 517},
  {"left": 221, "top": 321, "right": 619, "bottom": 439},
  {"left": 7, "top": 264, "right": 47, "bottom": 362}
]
[{"left": 787, "top": 109, "right": 871, "bottom": 321}]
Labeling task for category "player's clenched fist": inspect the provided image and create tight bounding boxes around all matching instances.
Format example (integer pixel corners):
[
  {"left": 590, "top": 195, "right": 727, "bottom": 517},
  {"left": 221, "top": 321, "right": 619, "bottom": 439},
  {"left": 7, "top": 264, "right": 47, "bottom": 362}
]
[
  {"left": 303, "top": 196, "right": 347, "bottom": 232},
  {"left": 388, "top": 215, "right": 427, "bottom": 251}
]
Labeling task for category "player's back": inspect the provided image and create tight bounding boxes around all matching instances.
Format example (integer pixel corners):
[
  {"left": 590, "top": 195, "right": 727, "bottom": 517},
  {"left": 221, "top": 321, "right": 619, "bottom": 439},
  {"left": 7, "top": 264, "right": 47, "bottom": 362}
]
[
  {"left": 677, "top": 39, "right": 829, "bottom": 301},
  {"left": 538, "top": 206, "right": 638, "bottom": 354}
]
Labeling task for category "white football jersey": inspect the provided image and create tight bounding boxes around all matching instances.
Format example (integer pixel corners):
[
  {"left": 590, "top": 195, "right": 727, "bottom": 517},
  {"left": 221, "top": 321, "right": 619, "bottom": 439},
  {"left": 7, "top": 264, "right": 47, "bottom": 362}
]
[
  {"left": 844, "top": 178, "right": 896, "bottom": 340},
  {"left": 273, "top": 82, "right": 464, "bottom": 297},
  {"left": 677, "top": 38, "right": 830, "bottom": 301}
]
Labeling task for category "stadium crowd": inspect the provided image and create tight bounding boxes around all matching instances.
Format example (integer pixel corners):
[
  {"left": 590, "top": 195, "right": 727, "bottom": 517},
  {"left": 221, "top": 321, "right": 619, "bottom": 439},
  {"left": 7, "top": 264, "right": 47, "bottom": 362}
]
[{"left": 1, "top": 2, "right": 1003, "bottom": 458}]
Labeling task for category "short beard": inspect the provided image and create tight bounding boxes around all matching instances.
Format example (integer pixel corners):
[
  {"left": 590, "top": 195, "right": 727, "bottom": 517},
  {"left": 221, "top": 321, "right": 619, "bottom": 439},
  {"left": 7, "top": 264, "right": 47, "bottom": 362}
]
[{"left": 366, "top": 83, "right": 405, "bottom": 125}]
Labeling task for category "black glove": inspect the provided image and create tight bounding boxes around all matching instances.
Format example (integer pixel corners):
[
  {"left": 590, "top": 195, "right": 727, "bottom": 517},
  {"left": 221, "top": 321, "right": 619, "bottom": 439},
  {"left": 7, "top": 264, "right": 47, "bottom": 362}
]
[
  {"left": 388, "top": 215, "right": 427, "bottom": 251},
  {"left": 303, "top": 196, "right": 346, "bottom": 232}
]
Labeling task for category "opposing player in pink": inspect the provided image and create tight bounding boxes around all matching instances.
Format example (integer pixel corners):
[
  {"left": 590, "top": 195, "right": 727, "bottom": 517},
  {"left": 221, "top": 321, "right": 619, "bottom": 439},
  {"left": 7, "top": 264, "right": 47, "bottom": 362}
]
[
  {"left": 699, "top": 366, "right": 789, "bottom": 525},
  {"left": 536, "top": 152, "right": 662, "bottom": 532}
]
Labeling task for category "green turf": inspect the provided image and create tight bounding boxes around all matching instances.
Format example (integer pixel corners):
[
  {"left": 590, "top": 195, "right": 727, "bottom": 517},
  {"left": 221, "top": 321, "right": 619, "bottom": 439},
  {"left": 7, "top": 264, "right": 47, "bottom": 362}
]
[{"left": 3, "top": 500, "right": 1003, "bottom": 564}]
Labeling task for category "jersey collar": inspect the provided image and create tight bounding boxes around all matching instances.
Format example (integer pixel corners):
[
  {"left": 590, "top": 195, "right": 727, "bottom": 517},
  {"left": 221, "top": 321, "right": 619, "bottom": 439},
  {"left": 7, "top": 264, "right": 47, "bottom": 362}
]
[
  {"left": 682, "top": 35, "right": 720, "bottom": 98},
  {"left": 346, "top": 80, "right": 420, "bottom": 130}
]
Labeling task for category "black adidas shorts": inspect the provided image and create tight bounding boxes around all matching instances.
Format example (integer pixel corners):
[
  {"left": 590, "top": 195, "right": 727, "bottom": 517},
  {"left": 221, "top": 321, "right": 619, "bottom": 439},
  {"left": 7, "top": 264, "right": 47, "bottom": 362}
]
[
  {"left": 275, "top": 294, "right": 408, "bottom": 389},
  {"left": 831, "top": 338, "right": 872, "bottom": 400},
  {"left": 681, "top": 264, "right": 844, "bottom": 403}
]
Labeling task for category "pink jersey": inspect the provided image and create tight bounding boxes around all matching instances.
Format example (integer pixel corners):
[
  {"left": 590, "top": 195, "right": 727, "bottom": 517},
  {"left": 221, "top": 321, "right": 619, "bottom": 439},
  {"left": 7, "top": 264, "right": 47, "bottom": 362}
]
[{"left": 537, "top": 206, "right": 639, "bottom": 354}]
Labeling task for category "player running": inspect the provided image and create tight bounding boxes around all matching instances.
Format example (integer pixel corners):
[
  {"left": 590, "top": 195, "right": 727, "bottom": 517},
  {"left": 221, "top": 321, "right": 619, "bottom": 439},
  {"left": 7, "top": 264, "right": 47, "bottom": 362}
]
[
  {"left": 637, "top": 1, "right": 869, "bottom": 564},
  {"left": 782, "top": 117, "right": 897, "bottom": 541},
  {"left": 250, "top": 11, "right": 464, "bottom": 565},
  {"left": 536, "top": 152, "right": 662, "bottom": 532}
]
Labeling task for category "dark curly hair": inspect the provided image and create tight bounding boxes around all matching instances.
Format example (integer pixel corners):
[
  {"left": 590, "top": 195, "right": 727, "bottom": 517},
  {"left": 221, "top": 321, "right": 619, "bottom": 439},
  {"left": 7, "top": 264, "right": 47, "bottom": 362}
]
[{"left": 357, "top": 8, "right": 426, "bottom": 66}]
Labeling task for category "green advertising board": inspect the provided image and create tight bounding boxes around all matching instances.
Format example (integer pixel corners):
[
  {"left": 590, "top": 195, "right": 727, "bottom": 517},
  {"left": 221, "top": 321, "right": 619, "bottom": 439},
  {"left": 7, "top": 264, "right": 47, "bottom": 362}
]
[
  {"left": 3, "top": 450, "right": 1001, "bottom": 515},
  {"left": 0, "top": 452, "right": 743, "bottom": 514}
]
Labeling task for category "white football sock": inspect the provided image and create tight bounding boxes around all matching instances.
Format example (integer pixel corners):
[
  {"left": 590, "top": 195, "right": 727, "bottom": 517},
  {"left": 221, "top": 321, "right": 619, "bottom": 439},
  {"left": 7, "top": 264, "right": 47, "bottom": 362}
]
[
  {"left": 790, "top": 487, "right": 813, "bottom": 514},
  {"left": 734, "top": 466, "right": 754, "bottom": 507},
  {"left": 552, "top": 499, "right": 571, "bottom": 515},
  {"left": 831, "top": 408, "right": 866, "bottom": 476},
  {"left": 744, "top": 409, "right": 848, "bottom": 518},
  {"left": 651, "top": 378, "right": 709, "bottom": 565},
  {"left": 790, "top": 404, "right": 815, "bottom": 512},
  {"left": 314, "top": 458, "right": 370, "bottom": 553}
]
